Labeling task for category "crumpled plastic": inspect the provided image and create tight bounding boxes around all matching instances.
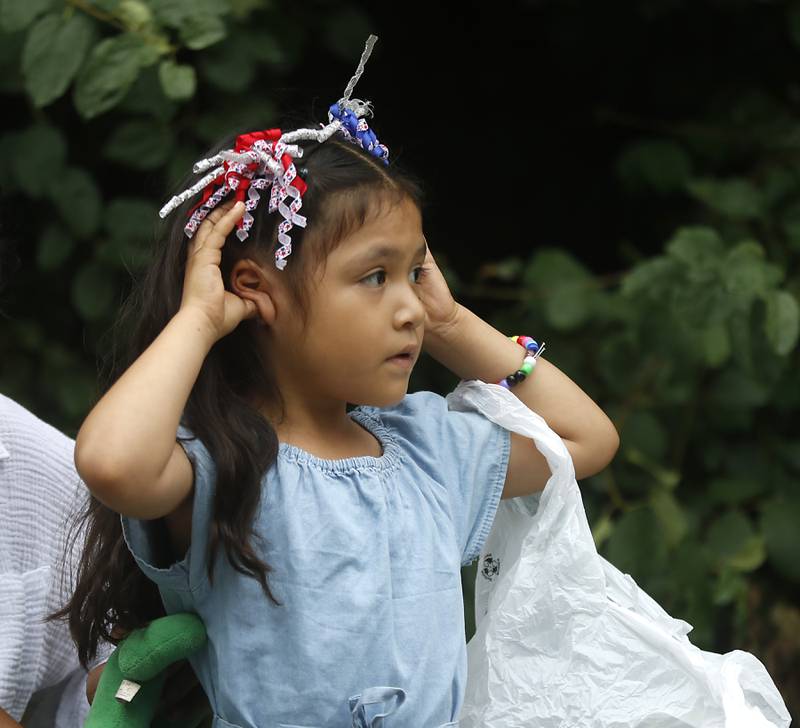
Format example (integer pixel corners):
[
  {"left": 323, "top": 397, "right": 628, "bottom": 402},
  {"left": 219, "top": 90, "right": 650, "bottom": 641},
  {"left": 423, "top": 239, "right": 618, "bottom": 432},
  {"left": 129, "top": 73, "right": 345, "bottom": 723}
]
[{"left": 447, "top": 379, "right": 791, "bottom": 728}]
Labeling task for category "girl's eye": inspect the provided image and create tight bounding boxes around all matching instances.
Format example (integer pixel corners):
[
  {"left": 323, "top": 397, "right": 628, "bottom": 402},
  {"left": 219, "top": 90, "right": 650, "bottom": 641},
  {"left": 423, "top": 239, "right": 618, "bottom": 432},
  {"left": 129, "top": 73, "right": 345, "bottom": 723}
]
[
  {"left": 361, "top": 267, "right": 426, "bottom": 287},
  {"left": 362, "top": 270, "right": 387, "bottom": 286}
]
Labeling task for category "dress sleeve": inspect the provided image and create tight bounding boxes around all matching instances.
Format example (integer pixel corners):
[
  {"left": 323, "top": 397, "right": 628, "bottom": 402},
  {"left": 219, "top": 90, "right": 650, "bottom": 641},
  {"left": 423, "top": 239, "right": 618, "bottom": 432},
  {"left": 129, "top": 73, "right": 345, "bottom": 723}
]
[
  {"left": 120, "top": 424, "right": 215, "bottom": 595},
  {"left": 381, "top": 390, "right": 512, "bottom": 566}
]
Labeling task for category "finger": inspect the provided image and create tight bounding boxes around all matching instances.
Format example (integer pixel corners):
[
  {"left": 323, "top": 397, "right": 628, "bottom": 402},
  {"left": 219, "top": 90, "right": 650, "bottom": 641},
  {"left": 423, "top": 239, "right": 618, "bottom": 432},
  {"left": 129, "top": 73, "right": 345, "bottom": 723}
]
[
  {"left": 199, "top": 201, "right": 246, "bottom": 252},
  {"left": 193, "top": 200, "right": 239, "bottom": 249},
  {"left": 222, "top": 293, "right": 259, "bottom": 333},
  {"left": 243, "top": 298, "right": 258, "bottom": 320}
]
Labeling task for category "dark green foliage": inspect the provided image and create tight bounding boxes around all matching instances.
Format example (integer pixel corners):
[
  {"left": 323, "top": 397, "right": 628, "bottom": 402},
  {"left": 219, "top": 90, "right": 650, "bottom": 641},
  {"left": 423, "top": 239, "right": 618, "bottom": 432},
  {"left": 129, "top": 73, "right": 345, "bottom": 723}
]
[{"left": 1, "top": 0, "right": 798, "bottom": 719}]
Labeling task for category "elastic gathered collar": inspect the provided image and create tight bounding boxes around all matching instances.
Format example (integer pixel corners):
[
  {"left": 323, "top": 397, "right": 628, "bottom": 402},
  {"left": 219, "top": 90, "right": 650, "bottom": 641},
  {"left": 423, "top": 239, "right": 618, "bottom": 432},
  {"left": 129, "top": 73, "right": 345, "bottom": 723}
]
[{"left": 277, "top": 407, "right": 402, "bottom": 475}]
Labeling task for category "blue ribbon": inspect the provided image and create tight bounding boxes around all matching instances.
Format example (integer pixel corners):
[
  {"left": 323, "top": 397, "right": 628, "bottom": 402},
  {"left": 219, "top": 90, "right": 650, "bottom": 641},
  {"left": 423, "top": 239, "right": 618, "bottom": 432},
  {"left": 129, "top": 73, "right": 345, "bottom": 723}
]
[{"left": 329, "top": 104, "right": 390, "bottom": 164}]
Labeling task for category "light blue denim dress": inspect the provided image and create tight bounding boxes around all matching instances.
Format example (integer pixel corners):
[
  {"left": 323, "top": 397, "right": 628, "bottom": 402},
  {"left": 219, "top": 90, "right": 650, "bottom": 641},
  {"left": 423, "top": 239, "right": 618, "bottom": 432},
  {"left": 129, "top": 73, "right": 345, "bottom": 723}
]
[{"left": 122, "top": 390, "right": 511, "bottom": 728}]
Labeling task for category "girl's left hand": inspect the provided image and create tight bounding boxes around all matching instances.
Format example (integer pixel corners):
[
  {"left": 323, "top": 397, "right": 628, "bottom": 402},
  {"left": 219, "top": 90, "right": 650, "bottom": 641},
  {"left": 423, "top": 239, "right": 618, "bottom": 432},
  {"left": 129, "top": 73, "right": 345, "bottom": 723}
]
[{"left": 418, "top": 239, "right": 461, "bottom": 338}]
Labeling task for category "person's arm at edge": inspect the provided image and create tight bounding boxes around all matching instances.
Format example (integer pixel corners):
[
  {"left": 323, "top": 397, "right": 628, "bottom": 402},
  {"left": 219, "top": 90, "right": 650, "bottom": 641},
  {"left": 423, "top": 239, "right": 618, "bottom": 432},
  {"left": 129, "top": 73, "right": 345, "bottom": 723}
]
[
  {"left": 0, "top": 707, "right": 21, "bottom": 728},
  {"left": 86, "top": 663, "right": 105, "bottom": 704}
]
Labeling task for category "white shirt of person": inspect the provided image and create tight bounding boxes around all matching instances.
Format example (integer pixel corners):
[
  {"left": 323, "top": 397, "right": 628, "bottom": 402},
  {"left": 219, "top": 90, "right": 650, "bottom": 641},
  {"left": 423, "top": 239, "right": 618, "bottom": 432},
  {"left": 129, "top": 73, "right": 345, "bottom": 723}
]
[{"left": 0, "top": 393, "right": 110, "bottom": 727}]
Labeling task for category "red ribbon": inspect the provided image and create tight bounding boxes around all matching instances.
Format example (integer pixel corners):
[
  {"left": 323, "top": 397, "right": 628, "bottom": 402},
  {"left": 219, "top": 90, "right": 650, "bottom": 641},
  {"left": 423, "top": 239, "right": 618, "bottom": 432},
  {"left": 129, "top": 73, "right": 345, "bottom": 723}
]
[{"left": 186, "top": 128, "right": 308, "bottom": 232}]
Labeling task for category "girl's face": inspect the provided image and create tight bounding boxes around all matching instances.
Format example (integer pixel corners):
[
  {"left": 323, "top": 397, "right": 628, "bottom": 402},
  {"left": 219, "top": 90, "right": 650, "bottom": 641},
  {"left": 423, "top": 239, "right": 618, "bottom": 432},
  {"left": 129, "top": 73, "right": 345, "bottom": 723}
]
[{"left": 268, "top": 195, "right": 427, "bottom": 416}]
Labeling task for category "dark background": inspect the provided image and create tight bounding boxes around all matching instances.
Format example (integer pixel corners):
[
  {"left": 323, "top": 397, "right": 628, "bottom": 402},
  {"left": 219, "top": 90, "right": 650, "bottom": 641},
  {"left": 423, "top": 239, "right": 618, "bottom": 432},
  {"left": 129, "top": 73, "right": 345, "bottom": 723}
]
[{"left": 283, "top": 0, "right": 797, "bottom": 275}]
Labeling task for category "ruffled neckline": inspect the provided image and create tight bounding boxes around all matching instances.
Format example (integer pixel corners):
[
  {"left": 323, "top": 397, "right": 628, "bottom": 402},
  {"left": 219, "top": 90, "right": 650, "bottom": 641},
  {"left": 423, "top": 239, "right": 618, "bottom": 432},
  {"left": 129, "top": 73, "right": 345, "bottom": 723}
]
[{"left": 277, "top": 407, "right": 402, "bottom": 474}]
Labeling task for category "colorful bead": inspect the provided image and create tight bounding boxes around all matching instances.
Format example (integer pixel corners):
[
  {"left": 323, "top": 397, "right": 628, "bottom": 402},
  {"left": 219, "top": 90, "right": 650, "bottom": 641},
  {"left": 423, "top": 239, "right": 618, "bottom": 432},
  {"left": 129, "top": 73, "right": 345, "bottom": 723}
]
[{"left": 494, "top": 335, "right": 546, "bottom": 389}]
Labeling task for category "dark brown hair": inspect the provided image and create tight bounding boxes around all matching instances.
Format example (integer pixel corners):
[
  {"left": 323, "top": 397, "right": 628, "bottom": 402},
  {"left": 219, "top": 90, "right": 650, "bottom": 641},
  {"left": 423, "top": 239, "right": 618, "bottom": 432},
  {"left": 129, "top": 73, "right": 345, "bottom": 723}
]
[{"left": 52, "top": 128, "right": 423, "bottom": 668}]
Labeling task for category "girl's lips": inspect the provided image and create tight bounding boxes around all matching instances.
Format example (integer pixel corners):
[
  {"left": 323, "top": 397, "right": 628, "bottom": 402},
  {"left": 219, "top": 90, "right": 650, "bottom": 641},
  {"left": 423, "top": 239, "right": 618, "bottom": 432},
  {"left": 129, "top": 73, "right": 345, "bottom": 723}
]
[{"left": 387, "top": 353, "right": 414, "bottom": 369}]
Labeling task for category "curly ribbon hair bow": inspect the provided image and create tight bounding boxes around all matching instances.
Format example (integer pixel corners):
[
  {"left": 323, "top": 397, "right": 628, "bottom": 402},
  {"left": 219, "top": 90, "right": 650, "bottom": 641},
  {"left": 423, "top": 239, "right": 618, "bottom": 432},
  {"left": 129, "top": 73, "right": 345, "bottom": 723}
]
[{"left": 158, "top": 35, "right": 389, "bottom": 271}]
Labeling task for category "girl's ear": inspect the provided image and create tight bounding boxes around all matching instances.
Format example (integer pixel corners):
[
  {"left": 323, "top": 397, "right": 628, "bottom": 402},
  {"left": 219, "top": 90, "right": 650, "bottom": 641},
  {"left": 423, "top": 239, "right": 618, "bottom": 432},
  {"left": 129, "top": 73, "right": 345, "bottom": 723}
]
[{"left": 230, "top": 259, "right": 278, "bottom": 327}]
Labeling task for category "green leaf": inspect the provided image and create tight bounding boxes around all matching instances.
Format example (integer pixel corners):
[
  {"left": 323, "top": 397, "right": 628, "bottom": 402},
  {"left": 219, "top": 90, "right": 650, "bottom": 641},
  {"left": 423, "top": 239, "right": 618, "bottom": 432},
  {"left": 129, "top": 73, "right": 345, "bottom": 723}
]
[
  {"left": 103, "top": 119, "right": 174, "bottom": 170},
  {"left": 546, "top": 280, "right": 594, "bottom": 330},
  {"left": 523, "top": 249, "right": 595, "bottom": 330},
  {"left": 650, "top": 489, "right": 688, "bottom": 548},
  {"left": 708, "top": 369, "right": 771, "bottom": 409},
  {"left": 197, "top": 39, "right": 254, "bottom": 92},
  {"left": 670, "top": 280, "right": 730, "bottom": 328},
  {"left": 686, "top": 178, "right": 764, "bottom": 220},
  {"left": 665, "top": 226, "right": 724, "bottom": 270},
  {"left": 763, "top": 290, "right": 799, "bottom": 356},
  {"left": 117, "top": 0, "right": 152, "bottom": 31},
  {"left": 10, "top": 124, "right": 67, "bottom": 198},
  {"left": 36, "top": 226, "right": 76, "bottom": 271},
  {"left": 605, "top": 507, "right": 668, "bottom": 578},
  {"left": 624, "top": 448, "right": 680, "bottom": 489},
  {"left": 152, "top": 0, "right": 227, "bottom": 27},
  {"left": 620, "top": 257, "right": 681, "bottom": 300},
  {"left": 73, "top": 34, "right": 151, "bottom": 119},
  {"left": 760, "top": 498, "right": 800, "bottom": 582},
  {"left": 721, "top": 241, "right": 780, "bottom": 302},
  {"left": 229, "top": 0, "right": 268, "bottom": 19},
  {"left": 179, "top": 13, "right": 227, "bottom": 50},
  {"left": 239, "top": 28, "right": 283, "bottom": 64},
  {"left": 708, "top": 476, "right": 767, "bottom": 506},
  {"left": 49, "top": 167, "right": 102, "bottom": 239},
  {"left": 0, "top": 0, "right": 53, "bottom": 32},
  {"left": 158, "top": 60, "right": 196, "bottom": 101},
  {"left": 616, "top": 138, "right": 693, "bottom": 193},
  {"left": 71, "top": 261, "right": 117, "bottom": 320},
  {"left": 702, "top": 322, "right": 731, "bottom": 367},
  {"left": 22, "top": 12, "right": 94, "bottom": 108},
  {"left": 706, "top": 510, "right": 764, "bottom": 572},
  {"left": 713, "top": 568, "right": 747, "bottom": 605},
  {"left": 619, "top": 410, "right": 668, "bottom": 461},
  {"left": 119, "top": 67, "right": 177, "bottom": 121},
  {"left": 591, "top": 512, "right": 613, "bottom": 549},
  {"left": 728, "top": 535, "right": 766, "bottom": 572}
]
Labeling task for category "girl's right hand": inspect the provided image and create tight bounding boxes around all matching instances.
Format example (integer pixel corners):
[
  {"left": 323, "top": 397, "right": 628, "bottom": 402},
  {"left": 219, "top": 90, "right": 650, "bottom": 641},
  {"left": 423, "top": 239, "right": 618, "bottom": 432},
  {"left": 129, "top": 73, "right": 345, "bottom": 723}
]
[{"left": 179, "top": 200, "right": 258, "bottom": 342}]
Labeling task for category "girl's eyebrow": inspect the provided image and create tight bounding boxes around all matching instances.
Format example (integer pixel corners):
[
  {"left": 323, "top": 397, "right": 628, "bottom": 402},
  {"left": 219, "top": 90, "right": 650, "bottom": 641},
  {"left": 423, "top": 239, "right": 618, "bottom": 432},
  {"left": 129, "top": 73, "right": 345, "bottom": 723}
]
[{"left": 350, "top": 240, "right": 427, "bottom": 267}]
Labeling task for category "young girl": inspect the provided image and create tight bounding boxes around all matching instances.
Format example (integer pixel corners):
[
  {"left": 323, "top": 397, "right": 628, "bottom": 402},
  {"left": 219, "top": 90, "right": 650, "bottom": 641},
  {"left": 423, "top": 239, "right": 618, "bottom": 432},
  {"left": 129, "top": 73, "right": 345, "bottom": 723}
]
[{"left": 64, "top": 42, "right": 619, "bottom": 728}]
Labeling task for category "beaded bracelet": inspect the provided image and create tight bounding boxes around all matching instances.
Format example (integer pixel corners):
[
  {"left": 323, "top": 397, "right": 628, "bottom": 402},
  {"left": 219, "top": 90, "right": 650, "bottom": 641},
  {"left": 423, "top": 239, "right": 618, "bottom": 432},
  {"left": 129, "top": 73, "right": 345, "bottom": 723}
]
[{"left": 496, "top": 335, "right": 546, "bottom": 389}]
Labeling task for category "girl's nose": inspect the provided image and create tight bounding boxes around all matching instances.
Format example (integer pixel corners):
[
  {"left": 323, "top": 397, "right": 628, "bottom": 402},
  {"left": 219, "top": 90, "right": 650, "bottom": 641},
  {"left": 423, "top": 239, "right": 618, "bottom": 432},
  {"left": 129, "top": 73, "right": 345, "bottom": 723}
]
[{"left": 394, "top": 282, "right": 426, "bottom": 330}]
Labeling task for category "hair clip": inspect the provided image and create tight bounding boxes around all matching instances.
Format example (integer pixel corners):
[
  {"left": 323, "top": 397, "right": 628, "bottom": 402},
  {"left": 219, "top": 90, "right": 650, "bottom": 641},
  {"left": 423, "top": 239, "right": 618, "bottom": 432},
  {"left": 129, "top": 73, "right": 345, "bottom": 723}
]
[{"left": 158, "top": 35, "right": 386, "bottom": 271}]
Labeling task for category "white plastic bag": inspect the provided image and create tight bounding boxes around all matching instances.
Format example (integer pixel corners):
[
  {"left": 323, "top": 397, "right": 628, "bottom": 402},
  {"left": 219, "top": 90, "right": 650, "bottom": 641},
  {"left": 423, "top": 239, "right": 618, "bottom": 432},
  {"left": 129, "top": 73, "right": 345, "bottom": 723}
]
[{"left": 448, "top": 380, "right": 791, "bottom": 728}]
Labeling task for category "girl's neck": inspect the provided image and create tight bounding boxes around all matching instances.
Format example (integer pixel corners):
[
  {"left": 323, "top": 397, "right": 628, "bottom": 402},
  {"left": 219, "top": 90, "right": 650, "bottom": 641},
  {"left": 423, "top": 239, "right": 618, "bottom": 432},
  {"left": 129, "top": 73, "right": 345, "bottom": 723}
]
[{"left": 251, "top": 392, "right": 382, "bottom": 460}]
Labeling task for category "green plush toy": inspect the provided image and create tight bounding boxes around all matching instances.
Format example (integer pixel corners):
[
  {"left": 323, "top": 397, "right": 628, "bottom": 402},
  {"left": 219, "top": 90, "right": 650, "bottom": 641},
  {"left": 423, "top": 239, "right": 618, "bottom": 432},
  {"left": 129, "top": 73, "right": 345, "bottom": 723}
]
[{"left": 84, "top": 613, "right": 208, "bottom": 728}]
